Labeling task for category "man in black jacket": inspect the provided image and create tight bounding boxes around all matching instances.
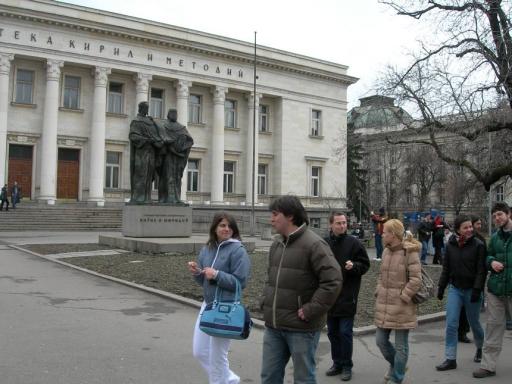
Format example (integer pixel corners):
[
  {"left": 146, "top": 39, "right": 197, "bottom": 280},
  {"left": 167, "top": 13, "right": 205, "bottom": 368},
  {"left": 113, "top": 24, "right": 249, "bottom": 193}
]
[
  {"left": 324, "top": 212, "right": 370, "bottom": 381},
  {"left": 417, "top": 214, "right": 432, "bottom": 265}
]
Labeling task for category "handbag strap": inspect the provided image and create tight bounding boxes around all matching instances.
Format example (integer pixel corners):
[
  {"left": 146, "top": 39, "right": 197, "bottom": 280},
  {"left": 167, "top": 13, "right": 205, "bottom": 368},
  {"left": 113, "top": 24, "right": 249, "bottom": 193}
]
[{"left": 213, "top": 278, "right": 241, "bottom": 306}]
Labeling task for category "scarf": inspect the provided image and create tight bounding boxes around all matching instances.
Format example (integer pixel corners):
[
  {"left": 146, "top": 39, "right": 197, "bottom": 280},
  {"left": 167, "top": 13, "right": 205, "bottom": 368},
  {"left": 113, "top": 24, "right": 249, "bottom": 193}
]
[{"left": 455, "top": 233, "right": 473, "bottom": 248}]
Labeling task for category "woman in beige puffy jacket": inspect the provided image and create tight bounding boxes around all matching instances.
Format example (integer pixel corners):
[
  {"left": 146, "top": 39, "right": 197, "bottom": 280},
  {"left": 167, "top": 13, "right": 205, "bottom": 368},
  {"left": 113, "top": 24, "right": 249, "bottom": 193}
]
[{"left": 374, "top": 219, "right": 421, "bottom": 384}]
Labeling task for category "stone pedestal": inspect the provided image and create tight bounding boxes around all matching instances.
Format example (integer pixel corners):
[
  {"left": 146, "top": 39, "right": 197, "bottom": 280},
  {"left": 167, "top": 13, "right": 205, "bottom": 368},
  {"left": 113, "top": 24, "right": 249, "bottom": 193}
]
[{"left": 122, "top": 204, "right": 192, "bottom": 237}]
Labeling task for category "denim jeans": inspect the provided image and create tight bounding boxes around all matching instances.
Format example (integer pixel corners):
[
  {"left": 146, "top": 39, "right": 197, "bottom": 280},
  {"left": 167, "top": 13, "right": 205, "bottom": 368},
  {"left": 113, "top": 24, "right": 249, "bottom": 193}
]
[
  {"left": 444, "top": 285, "right": 484, "bottom": 360},
  {"left": 420, "top": 240, "right": 428, "bottom": 263},
  {"left": 375, "top": 234, "right": 383, "bottom": 259},
  {"left": 261, "top": 327, "right": 320, "bottom": 384},
  {"left": 376, "top": 327, "right": 409, "bottom": 384},
  {"left": 327, "top": 316, "right": 354, "bottom": 369}
]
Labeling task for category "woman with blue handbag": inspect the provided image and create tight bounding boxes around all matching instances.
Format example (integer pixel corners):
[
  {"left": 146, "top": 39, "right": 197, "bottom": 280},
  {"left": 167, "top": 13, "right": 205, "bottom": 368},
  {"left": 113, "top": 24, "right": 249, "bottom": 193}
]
[{"left": 187, "top": 212, "right": 251, "bottom": 384}]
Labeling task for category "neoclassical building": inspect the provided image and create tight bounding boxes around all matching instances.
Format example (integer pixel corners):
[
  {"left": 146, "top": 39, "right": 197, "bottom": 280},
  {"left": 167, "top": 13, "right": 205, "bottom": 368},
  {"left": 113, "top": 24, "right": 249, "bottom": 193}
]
[{"left": 0, "top": 0, "right": 356, "bottom": 207}]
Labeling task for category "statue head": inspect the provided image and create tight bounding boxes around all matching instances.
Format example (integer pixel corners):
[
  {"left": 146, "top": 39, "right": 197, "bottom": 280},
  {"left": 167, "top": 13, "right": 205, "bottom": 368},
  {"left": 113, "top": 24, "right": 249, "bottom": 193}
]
[
  {"left": 167, "top": 108, "right": 178, "bottom": 123},
  {"left": 138, "top": 101, "right": 149, "bottom": 116}
]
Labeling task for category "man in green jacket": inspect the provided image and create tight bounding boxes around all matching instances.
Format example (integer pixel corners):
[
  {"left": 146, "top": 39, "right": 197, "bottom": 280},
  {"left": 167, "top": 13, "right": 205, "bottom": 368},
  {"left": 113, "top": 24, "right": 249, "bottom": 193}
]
[
  {"left": 261, "top": 195, "right": 342, "bottom": 384},
  {"left": 473, "top": 202, "right": 512, "bottom": 379}
]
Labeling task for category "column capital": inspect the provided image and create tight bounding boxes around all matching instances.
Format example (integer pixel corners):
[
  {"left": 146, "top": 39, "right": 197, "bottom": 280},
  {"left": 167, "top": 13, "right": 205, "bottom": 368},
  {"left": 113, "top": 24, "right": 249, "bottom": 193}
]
[
  {"left": 92, "top": 67, "right": 111, "bottom": 87},
  {"left": 246, "top": 92, "right": 262, "bottom": 109},
  {"left": 134, "top": 72, "right": 153, "bottom": 94},
  {"left": 0, "top": 53, "right": 14, "bottom": 76},
  {"left": 211, "top": 85, "right": 227, "bottom": 105},
  {"left": 176, "top": 79, "right": 191, "bottom": 99},
  {"left": 46, "top": 59, "right": 64, "bottom": 81}
]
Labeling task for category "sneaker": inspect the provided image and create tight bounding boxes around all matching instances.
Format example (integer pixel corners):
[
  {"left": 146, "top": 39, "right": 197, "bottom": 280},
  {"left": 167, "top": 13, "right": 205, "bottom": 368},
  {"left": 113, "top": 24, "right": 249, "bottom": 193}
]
[
  {"left": 474, "top": 348, "right": 482, "bottom": 363},
  {"left": 473, "top": 368, "right": 496, "bottom": 378},
  {"left": 436, "top": 359, "right": 457, "bottom": 371},
  {"left": 325, "top": 365, "right": 343, "bottom": 376},
  {"left": 340, "top": 368, "right": 352, "bottom": 381}
]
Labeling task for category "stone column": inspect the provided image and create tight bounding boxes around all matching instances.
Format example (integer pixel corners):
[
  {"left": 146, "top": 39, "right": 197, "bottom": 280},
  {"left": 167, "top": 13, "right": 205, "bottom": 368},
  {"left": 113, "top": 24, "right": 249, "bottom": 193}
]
[
  {"left": 176, "top": 79, "right": 191, "bottom": 202},
  {"left": 88, "top": 66, "right": 111, "bottom": 206},
  {"left": 210, "top": 86, "right": 226, "bottom": 204},
  {"left": 134, "top": 73, "right": 152, "bottom": 114},
  {"left": 39, "top": 59, "right": 63, "bottom": 205},
  {"left": 0, "top": 53, "right": 14, "bottom": 187},
  {"left": 245, "top": 92, "right": 261, "bottom": 204}
]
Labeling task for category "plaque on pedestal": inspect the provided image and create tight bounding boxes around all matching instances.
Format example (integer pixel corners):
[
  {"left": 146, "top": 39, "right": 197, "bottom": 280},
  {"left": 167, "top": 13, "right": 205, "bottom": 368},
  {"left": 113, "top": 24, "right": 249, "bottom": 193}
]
[{"left": 122, "top": 204, "right": 192, "bottom": 238}]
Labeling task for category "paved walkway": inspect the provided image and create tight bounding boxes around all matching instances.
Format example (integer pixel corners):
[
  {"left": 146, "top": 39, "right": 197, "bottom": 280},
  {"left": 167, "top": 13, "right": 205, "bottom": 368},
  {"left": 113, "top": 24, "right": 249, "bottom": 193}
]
[{"left": 1, "top": 231, "right": 511, "bottom": 383}]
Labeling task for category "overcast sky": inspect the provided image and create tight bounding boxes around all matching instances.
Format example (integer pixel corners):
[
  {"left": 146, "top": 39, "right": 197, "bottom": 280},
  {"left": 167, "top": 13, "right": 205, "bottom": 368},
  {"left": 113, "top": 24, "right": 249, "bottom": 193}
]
[{"left": 60, "top": 0, "right": 428, "bottom": 109}]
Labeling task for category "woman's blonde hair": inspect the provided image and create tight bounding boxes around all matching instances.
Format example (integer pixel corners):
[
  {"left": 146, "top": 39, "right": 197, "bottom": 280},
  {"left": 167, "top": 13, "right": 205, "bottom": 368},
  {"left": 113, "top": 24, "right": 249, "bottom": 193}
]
[{"left": 384, "top": 219, "right": 421, "bottom": 246}]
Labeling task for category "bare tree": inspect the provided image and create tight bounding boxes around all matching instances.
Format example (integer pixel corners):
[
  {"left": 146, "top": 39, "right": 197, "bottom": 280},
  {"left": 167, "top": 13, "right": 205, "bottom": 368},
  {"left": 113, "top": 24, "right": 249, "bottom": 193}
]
[{"left": 379, "top": 0, "right": 512, "bottom": 190}]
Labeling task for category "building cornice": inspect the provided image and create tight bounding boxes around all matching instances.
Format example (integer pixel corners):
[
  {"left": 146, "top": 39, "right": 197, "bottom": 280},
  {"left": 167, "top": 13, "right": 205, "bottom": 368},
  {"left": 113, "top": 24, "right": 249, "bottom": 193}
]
[{"left": 0, "top": 0, "right": 358, "bottom": 85}]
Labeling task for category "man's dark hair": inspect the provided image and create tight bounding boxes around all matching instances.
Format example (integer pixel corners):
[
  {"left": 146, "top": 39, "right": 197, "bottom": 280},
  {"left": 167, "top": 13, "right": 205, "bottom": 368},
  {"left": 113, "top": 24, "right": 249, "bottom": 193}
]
[
  {"left": 470, "top": 215, "right": 481, "bottom": 225},
  {"left": 207, "top": 212, "right": 241, "bottom": 248},
  {"left": 329, "top": 211, "right": 347, "bottom": 224},
  {"left": 453, "top": 214, "right": 472, "bottom": 232},
  {"left": 269, "top": 195, "right": 309, "bottom": 226},
  {"left": 491, "top": 202, "right": 510, "bottom": 215}
]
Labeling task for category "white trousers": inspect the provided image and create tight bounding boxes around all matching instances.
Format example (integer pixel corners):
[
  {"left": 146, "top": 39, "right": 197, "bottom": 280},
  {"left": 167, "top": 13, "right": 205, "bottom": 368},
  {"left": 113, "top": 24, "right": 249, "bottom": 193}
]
[{"left": 193, "top": 303, "right": 240, "bottom": 384}]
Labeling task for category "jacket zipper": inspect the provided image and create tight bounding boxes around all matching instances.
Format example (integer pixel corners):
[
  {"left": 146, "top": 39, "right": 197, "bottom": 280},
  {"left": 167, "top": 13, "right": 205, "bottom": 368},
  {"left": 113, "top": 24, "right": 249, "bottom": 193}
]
[{"left": 272, "top": 238, "right": 288, "bottom": 328}]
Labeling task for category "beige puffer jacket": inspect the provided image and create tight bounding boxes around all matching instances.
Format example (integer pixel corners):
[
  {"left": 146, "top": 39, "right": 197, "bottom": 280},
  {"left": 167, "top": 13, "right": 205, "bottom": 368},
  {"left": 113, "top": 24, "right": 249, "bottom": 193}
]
[{"left": 374, "top": 241, "right": 421, "bottom": 329}]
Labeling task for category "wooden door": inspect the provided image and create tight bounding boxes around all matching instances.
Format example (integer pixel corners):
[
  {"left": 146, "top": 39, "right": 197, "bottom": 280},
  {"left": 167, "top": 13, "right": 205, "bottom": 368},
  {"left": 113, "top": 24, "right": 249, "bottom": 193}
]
[
  {"left": 57, "top": 148, "right": 80, "bottom": 199},
  {"left": 8, "top": 144, "right": 33, "bottom": 199}
]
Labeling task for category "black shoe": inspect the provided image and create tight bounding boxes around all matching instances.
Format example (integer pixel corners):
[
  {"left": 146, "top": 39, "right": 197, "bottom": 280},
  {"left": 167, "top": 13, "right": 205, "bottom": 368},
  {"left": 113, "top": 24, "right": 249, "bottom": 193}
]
[
  {"left": 436, "top": 359, "right": 457, "bottom": 371},
  {"left": 325, "top": 365, "right": 343, "bottom": 376},
  {"left": 458, "top": 335, "right": 472, "bottom": 343},
  {"left": 473, "top": 368, "right": 496, "bottom": 378},
  {"left": 341, "top": 368, "right": 352, "bottom": 381},
  {"left": 474, "top": 348, "right": 482, "bottom": 363}
]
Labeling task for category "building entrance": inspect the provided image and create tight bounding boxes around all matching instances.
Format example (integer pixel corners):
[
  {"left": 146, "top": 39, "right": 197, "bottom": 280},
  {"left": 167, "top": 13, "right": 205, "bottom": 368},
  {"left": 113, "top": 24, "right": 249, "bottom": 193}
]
[
  {"left": 57, "top": 148, "right": 80, "bottom": 199},
  {"left": 8, "top": 144, "right": 33, "bottom": 199}
]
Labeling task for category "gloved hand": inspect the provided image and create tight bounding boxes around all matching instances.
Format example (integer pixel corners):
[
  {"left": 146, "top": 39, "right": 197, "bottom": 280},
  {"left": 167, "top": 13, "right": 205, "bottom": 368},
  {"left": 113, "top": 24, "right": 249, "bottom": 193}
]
[
  {"left": 437, "top": 287, "right": 444, "bottom": 301},
  {"left": 470, "top": 289, "right": 481, "bottom": 303}
]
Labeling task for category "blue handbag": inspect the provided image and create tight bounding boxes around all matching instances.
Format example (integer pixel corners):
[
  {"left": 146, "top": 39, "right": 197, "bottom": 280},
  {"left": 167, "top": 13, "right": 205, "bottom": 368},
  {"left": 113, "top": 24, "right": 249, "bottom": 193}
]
[{"left": 199, "top": 279, "right": 252, "bottom": 340}]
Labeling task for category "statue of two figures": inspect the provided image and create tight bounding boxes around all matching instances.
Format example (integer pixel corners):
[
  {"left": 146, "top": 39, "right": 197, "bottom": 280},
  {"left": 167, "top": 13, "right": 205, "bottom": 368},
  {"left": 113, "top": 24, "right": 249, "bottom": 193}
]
[{"left": 129, "top": 101, "right": 194, "bottom": 205}]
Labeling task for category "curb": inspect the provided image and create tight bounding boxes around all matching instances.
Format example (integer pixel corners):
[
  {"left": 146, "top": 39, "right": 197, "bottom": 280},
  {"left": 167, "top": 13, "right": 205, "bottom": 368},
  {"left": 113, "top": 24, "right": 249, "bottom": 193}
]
[{"left": 10, "top": 244, "right": 446, "bottom": 335}]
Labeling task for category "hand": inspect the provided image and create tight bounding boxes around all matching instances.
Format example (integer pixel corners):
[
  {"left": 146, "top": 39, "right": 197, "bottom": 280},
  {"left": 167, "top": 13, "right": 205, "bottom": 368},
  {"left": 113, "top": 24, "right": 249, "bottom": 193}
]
[
  {"left": 187, "top": 261, "right": 202, "bottom": 275},
  {"left": 491, "top": 261, "right": 504, "bottom": 273},
  {"left": 297, "top": 308, "right": 308, "bottom": 322},
  {"left": 203, "top": 267, "right": 217, "bottom": 280},
  {"left": 437, "top": 288, "right": 444, "bottom": 301},
  {"left": 470, "top": 289, "right": 481, "bottom": 303},
  {"left": 345, "top": 260, "right": 353, "bottom": 270}
]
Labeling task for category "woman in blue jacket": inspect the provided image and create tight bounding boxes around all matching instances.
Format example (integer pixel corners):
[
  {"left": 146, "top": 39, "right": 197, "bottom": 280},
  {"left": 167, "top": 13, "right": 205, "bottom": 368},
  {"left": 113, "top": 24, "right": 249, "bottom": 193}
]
[{"left": 188, "top": 212, "right": 251, "bottom": 384}]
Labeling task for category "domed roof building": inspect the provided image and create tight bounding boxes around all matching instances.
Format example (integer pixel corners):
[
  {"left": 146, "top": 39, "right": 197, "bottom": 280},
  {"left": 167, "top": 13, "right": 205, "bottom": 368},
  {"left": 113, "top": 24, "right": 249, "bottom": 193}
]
[{"left": 348, "top": 95, "right": 412, "bottom": 134}]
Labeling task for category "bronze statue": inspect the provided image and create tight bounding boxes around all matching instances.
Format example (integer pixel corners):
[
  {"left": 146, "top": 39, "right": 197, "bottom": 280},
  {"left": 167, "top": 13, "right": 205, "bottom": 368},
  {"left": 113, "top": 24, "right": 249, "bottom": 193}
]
[
  {"left": 129, "top": 101, "right": 163, "bottom": 203},
  {"left": 156, "top": 109, "right": 194, "bottom": 204}
]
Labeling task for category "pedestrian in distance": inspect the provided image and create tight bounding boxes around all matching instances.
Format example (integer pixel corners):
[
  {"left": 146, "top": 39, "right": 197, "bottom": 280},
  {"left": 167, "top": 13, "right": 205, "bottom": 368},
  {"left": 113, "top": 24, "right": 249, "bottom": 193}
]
[
  {"left": 371, "top": 207, "right": 387, "bottom": 260},
  {"left": 10, "top": 181, "right": 21, "bottom": 209},
  {"left": 0, "top": 184, "right": 10, "bottom": 211},
  {"left": 260, "top": 195, "right": 342, "bottom": 384},
  {"left": 374, "top": 219, "right": 421, "bottom": 384},
  {"left": 473, "top": 202, "right": 512, "bottom": 379},
  {"left": 324, "top": 212, "right": 370, "bottom": 381},
  {"left": 187, "top": 212, "right": 251, "bottom": 384},
  {"left": 417, "top": 214, "right": 433, "bottom": 265},
  {"left": 435, "top": 215, "right": 486, "bottom": 371},
  {"left": 432, "top": 215, "right": 446, "bottom": 264}
]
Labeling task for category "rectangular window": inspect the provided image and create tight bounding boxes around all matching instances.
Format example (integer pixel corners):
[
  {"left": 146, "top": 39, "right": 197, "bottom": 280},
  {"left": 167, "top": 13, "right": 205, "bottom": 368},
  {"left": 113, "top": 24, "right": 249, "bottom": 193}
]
[
  {"left": 375, "top": 170, "right": 382, "bottom": 183},
  {"left": 311, "top": 166, "right": 321, "bottom": 197},
  {"left": 258, "top": 164, "right": 268, "bottom": 195},
  {"left": 259, "top": 105, "right": 269, "bottom": 132},
  {"left": 187, "top": 159, "right": 200, "bottom": 192},
  {"left": 15, "top": 69, "right": 34, "bottom": 104},
  {"left": 223, "top": 161, "right": 235, "bottom": 193},
  {"left": 63, "top": 75, "right": 80, "bottom": 109},
  {"left": 495, "top": 184, "right": 504, "bottom": 202},
  {"left": 310, "top": 218, "right": 321, "bottom": 228},
  {"left": 105, "top": 151, "right": 121, "bottom": 189},
  {"left": 150, "top": 88, "right": 164, "bottom": 118},
  {"left": 224, "top": 99, "right": 236, "bottom": 128},
  {"left": 189, "top": 94, "right": 202, "bottom": 124},
  {"left": 438, "top": 187, "right": 445, "bottom": 204},
  {"left": 108, "top": 82, "right": 124, "bottom": 114},
  {"left": 406, "top": 189, "right": 413, "bottom": 205},
  {"left": 311, "top": 109, "right": 322, "bottom": 136}
]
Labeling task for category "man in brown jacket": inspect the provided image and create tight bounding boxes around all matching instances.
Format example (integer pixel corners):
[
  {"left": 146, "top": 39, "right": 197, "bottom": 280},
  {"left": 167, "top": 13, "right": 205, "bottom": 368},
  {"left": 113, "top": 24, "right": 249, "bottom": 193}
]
[{"left": 260, "top": 195, "right": 342, "bottom": 384}]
